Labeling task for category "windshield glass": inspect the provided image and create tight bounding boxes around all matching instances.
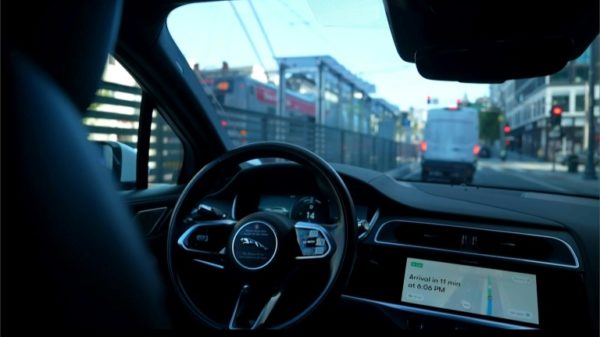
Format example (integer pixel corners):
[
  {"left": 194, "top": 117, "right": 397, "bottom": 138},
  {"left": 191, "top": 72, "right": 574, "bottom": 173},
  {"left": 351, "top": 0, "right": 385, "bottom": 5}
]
[{"left": 167, "top": 0, "right": 599, "bottom": 197}]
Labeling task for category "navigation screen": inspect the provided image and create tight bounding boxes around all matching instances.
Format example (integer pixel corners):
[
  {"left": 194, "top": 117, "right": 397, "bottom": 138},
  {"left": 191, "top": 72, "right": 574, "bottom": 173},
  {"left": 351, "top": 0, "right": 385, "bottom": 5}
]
[{"left": 402, "top": 258, "right": 539, "bottom": 325}]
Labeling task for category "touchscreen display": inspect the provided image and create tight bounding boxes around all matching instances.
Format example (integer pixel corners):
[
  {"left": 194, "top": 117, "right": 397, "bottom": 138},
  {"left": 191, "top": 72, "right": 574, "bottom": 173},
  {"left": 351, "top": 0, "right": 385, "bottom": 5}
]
[{"left": 402, "top": 258, "right": 539, "bottom": 325}]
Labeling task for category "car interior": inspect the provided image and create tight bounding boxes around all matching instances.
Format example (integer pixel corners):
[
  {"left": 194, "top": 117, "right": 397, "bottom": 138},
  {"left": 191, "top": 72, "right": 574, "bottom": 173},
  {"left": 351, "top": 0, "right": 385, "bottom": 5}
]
[{"left": 4, "top": 0, "right": 599, "bottom": 335}]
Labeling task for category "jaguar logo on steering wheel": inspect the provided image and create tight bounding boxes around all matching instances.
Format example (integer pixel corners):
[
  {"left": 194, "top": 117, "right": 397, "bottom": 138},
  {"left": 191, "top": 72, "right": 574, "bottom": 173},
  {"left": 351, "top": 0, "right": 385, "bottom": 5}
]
[
  {"left": 239, "top": 237, "right": 269, "bottom": 251},
  {"left": 231, "top": 221, "right": 278, "bottom": 271}
]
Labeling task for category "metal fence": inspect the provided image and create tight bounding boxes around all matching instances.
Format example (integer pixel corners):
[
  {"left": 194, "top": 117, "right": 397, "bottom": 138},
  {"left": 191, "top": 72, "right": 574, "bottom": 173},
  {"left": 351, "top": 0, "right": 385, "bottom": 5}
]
[
  {"left": 217, "top": 106, "right": 417, "bottom": 172},
  {"left": 84, "top": 81, "right": 417, "bottom": 184},
  {"left": 84, "top": 81, "right": 183, "bottom": 184}
]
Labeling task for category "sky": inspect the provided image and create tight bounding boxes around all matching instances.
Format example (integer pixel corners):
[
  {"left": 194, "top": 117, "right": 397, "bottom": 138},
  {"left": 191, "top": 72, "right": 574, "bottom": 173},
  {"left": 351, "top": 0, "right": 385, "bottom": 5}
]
[{"left": 167, "top": 0, "right": 490, "bottom": 111}]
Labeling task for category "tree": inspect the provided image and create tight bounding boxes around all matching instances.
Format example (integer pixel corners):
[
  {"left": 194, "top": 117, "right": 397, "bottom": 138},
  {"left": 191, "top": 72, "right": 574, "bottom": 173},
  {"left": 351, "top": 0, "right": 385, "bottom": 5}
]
[
  {"left": 479, "top": 107, "right": 501, "bottom": 143},
  {"left": 461, "top": 97, "right": 501, "bottom": 143}
]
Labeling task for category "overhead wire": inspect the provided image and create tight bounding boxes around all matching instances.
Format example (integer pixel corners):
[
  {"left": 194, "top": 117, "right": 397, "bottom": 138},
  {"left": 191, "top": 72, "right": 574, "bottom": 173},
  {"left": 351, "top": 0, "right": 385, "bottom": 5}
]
[
  {"left": 279, "top": 0, "right": 331, "bottom": 50},
  {"left": 248, "top": 0, "right": 277, "bottom": 61},
  {"left": 229, "top": 1, "right": 271, "bottom": 81}
]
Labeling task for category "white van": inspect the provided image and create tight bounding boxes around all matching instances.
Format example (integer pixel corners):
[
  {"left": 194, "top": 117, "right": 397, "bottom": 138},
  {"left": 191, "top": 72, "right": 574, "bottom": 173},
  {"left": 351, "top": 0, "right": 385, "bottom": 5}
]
[{"left": 421, "top": 107, "right": 480, "bottom": 184}]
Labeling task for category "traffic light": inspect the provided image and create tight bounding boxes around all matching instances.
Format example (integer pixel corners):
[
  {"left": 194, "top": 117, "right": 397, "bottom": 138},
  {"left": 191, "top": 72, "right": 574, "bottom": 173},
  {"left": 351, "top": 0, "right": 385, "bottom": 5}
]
[
  {"left": 550, "top": 105, "right": 563, "bottom": 127},
  {"left": 503, "top": 123, "right": 511, "bottom": 135}
]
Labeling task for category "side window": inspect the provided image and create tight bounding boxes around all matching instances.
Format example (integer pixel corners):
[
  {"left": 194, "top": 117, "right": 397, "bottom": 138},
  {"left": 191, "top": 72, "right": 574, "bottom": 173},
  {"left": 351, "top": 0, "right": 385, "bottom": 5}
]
[
  {"left": 83, "top": 56, "right": 183, "bottom": 189},
  {"left": 149, "top": 110, "right": 184, "bottom": 185}
]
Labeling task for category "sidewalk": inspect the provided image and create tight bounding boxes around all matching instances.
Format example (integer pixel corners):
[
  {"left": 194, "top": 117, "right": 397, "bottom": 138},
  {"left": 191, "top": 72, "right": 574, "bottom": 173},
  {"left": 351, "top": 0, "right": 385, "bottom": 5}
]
[
  {"left": 487, "top": 151, "right": 598, "bottom": 173},
  {"left": 504, "top": 151, "right": 544, "bottom": 163},
  {"left": 529, "top": 166, "right": 599, "bottom": 190},
  {"left": 479, "top": 152, "right": 599, "bottom": 196}
]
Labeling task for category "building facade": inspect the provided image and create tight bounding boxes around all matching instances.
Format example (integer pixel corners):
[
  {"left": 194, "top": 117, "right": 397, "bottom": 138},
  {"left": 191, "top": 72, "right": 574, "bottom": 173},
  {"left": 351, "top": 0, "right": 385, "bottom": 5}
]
[{"left": 490, "top": 42, "right": 599, "bottom": 160}]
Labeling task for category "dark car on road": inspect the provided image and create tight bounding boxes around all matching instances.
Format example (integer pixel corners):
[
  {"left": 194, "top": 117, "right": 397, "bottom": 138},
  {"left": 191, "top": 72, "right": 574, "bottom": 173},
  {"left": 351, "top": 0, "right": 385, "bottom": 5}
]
[{"left": 478, "top": 145, "right": 492, "bottom": 158}]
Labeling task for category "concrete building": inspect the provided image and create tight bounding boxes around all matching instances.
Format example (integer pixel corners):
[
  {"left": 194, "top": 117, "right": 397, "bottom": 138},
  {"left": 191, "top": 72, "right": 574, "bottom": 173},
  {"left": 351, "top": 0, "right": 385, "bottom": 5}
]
[{"left": 490, "top": 42, "right": 599, "bottom": 160}]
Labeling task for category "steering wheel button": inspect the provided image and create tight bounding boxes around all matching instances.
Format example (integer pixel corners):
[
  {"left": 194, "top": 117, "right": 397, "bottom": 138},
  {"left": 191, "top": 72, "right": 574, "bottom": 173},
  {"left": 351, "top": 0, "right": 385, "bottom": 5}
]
[
  {"left": 316, "top": 238, "right": 325, "bottom": 247},
  {"left": 195, "top": 234, "right": 209, "bottom": 243},
  {"left": 314, "top": 247, "right": 325, "bottom": 255},
  {"left": 303, "top": 238, "right": 317, "bottom": 247},
  {"left": 308, "top": 230, "right": 319, "bottom": 238}
]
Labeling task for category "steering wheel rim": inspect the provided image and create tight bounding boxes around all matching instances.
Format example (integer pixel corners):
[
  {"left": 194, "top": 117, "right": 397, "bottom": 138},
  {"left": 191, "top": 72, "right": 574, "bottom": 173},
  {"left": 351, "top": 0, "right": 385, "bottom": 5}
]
[{"left": 166, "top": 142, "right": 357, "bottom": 330}]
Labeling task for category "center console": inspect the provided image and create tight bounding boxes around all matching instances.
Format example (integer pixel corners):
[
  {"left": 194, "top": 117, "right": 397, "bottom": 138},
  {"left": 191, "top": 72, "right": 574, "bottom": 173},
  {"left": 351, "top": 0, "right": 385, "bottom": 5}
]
[{"left": 344, "top": 218, "right": 590, "bottom": 331}]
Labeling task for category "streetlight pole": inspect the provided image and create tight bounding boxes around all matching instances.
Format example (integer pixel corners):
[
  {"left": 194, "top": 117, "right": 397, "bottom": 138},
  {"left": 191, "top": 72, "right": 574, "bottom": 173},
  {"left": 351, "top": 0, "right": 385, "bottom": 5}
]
[
  {"left": 276, "top": 62, "right": 287, "bottom": 142},
  {"left": 583, "top": 37, "right": 598, "bottom": 180}
]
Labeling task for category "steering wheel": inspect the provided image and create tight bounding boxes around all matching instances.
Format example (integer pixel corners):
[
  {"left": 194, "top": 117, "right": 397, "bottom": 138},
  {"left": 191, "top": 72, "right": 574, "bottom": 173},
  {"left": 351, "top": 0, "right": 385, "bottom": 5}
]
[{"left": 167, "top": 142, "right": 357, "bottom": 330}]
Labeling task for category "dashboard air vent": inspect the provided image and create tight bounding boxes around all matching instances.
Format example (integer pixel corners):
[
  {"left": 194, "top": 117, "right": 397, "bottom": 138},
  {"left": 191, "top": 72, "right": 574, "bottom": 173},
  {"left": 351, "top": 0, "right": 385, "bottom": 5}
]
[{"left": 375, "top": 220, "right": 578, "bottom": 268}]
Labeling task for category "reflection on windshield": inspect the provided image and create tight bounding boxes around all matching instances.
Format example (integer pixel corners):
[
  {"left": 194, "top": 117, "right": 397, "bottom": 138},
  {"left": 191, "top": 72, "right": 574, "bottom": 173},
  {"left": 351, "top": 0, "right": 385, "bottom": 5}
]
[{"left": 167, "top": 0, "right": 599, "bottom": 197}]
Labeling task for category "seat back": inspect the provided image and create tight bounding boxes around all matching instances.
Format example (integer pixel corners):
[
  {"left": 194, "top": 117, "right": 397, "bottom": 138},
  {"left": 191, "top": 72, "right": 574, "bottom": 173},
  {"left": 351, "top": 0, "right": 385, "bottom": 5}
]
[{"left": 4, "top": 0, "right": 170, "bottom": 330}]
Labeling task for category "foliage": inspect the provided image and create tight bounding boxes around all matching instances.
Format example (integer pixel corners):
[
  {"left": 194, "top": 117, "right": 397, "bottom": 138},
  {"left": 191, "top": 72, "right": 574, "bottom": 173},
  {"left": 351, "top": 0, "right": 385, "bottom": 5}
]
[{"left": 479, "top": 107, "right": 501, "bottom": 142}]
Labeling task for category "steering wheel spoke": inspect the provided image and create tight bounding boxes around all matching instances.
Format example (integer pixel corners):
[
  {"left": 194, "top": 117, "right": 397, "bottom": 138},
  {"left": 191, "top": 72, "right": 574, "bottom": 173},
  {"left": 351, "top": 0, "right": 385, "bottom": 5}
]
[
  {"left": 177, "top": 219, "right": 235, "bottom": 270},
  {"left": 229, "top": 284, "right": 282, "bottom": 330},
  {"left": 294, "top": 221, "right": 335, "bottom": 260},
  {"left": 190, "top": 251, "right": 226, "bottom": 270}
]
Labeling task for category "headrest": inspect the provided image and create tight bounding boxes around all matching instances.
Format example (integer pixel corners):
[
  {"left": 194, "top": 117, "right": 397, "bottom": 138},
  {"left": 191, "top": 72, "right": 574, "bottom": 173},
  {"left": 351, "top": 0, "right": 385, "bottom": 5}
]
[{"left": 6, "top": 0, "right": 123, "bottom": 111}]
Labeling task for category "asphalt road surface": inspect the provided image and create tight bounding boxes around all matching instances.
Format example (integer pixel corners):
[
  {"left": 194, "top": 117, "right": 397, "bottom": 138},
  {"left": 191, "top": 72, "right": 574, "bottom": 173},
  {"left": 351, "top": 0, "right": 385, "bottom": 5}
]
[{"left": 391, "top": 154, "right": 599, "bottom": 197}]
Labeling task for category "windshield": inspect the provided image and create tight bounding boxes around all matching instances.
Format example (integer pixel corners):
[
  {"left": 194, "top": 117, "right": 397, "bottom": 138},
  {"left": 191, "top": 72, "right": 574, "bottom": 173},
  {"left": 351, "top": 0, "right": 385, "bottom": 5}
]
[{"left": 167, "top": 0, "right": 599, "bottom": 197}]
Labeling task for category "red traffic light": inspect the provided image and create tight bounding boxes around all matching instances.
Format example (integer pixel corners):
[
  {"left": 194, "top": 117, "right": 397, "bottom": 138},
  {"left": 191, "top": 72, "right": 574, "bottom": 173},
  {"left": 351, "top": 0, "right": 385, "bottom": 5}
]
[
  {"left": 503, "top": 124, "right": 511, "bottom": 134},
  {"left": 551, "top": 105, "right": 563, "bottom": 115}
]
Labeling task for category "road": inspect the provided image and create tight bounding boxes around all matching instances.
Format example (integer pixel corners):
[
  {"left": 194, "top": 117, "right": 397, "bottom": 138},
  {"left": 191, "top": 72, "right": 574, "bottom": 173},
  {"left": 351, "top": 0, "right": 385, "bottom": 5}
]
[{"left": 391, "top": 153, "right": 599, "bottom": 197}]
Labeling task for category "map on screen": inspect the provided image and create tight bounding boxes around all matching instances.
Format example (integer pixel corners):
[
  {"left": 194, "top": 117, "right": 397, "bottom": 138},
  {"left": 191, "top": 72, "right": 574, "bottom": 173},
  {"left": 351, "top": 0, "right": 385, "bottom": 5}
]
[{"left": 401, "top": 258, "right": 539, "bottom": 325}]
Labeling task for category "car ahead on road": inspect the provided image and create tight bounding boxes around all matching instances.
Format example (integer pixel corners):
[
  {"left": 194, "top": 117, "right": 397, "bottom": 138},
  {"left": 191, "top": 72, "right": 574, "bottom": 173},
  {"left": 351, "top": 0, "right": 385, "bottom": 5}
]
[
  {"left": 421, "top": 107, "right": 479, "bottom": 184},
  {"left": 478, "top": 145, "right": 492, "bottom": 158},
  {"left": 5, "top": 0, "right": 598, "bottom": 335}
]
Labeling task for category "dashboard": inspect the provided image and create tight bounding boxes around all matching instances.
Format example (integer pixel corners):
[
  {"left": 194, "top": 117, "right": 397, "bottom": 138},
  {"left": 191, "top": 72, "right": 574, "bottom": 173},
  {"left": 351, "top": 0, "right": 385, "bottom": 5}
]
[
  {"left": 191, "top": 163, "right": 597, "bottom": 332},
  {"left": 335, "top": 164, "right": 597, "bottom": 333},
  {"left": 243, "top": 193, "right": 372, "bottom": 233},
  {"left": 346, "top": 217, "right": 585, "bottom": 331},
  {"left": 257, "top": 195, "right": 329, "bottom": 223},
  {"left": 229, "top": 165, "right": 376, "bottom": 229}
]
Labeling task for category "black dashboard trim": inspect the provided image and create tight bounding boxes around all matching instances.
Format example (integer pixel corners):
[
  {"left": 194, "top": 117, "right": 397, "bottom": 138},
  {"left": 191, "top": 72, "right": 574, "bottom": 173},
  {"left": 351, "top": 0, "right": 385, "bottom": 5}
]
[
  {"left": 341, "top": 294, "right": 536, "bottom": 330},
  {"left": 373, "top": 219, "right": 580, "bottom": 269}
]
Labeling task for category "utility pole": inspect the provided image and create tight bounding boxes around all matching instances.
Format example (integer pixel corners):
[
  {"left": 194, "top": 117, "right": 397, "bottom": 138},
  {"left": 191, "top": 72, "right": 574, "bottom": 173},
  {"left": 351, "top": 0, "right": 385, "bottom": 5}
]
[
  {"left": 498, "top": 113, "right": 505, "bottom": 153},
  {"left": 315, "top": 61, "right": 326, "bottom": 156},
  {"left": 583, "top": 37, "right": 598, "bottom": 180},
  {"left": 276, "top": 62, "right": 287, "bottom": 142}
]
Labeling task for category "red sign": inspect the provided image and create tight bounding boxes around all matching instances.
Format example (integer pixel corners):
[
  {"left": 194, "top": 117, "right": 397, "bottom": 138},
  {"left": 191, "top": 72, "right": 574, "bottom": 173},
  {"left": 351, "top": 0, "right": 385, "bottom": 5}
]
[{"left": 255, "top": 85, "right": 315, "bottom": 117}]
